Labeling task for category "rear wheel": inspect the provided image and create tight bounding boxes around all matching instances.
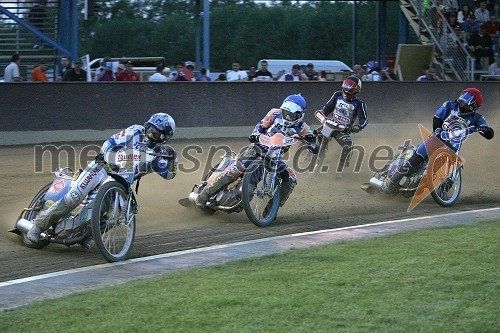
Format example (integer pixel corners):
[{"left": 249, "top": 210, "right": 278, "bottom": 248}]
[
  {"left": 20, "top": 183, "right": 52, "bottom": 249},
  {"left": 91, "top": 181, "right": 136, "bottom": 262},
  {"left": 312, "top": 138, "right": 328, "bottom": 173},
  {"left": 242, "top": 160, "right": 280, "bottom": 227}
]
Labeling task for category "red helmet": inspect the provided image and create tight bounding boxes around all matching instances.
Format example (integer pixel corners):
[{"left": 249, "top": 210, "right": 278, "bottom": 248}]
[
  {"left": 457, "top": 87, "right": 482, "bottom": 114},
  {"left": 342, "top": 76, "right": 362, "bottom": 101}
]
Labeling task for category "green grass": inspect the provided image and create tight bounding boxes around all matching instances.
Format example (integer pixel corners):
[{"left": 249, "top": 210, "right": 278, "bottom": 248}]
[{"left": 1, "top": 220, "right": 499, "bottom": 333}]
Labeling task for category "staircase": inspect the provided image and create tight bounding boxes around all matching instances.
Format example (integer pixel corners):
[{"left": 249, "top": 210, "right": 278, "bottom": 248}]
[
  {"left": 0, "top": 0, "right": 60, "bottom": 81},
  {"left": 399, "top": 0, "right": 475, "bottom": 81}
]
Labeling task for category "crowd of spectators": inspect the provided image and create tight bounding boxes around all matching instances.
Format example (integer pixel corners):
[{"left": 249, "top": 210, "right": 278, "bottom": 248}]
[{"left": 433, "top": 0, "right": 498, "bottom": 70}]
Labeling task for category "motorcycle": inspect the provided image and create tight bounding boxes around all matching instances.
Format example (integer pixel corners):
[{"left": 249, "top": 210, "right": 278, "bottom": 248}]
[
  {"left": 361, "top": 128, "right": 469, "bottom": 207},
  {"left": 179, "top": 132, "right": 315, "bottom": 227},
  {"left": 305, "top": 110, "right": 348, "bottom": 173},
  {"left": 9, "top": 145, "right": 174, "bottom": 262}
]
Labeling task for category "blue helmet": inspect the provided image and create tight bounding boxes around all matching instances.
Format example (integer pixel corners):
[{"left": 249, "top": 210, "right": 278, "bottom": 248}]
[
  {"left": 144, "top": 113, "right": 176, "bottom": 144},
  {"left": 280, "top": 94, "right": 307, "bottom": 127}
]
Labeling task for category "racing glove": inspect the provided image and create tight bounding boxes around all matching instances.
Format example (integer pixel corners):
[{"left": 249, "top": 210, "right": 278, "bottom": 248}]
[
  {"left": 95, "top": 153, "right": 106, "bottom": 164},
  {"left": 351, "top": 124, "right": 361, "bottom": 133},
  {"left": 477, "top": 125, "right": 490, "bottom": 133},
  {"left": 304, "top": 133, "right": 316, "bottom": 143},
  {"left": 249, "top": 134, "right": 260, "bottom": 143}
]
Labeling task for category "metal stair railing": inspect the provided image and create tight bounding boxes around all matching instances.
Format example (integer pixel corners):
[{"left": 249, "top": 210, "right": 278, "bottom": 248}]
[
  {"left": 0, "top": 0, "right": 60, "bottom": 81},
  {"left": 401, "top": 0, "right": 475, "bottom": 81}
]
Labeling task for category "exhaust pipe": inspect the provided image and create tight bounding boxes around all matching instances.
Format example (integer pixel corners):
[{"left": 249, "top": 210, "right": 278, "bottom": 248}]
[
  {"left": 15, "top": 218, "right": 47, "bottom": 239},
  {"left": 188, "top": 192, "right": 198, "bottom": 203},
  {"left": 369, "top": 177, "right": 384, "bottom": 189},
  {"left": 16, "top": 218, "right": 33, "bottom": 234}
]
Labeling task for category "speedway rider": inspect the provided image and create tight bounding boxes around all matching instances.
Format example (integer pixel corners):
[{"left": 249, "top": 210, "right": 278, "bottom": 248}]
[
  {"left": 317, "top": 76, "right": 368, "bottom": 180},
  {"left": 195, "top": 94, "right": 317, "bottom": 208},
  {"left": 383, "top": 88, "right": 494, "bottom": 192},
  {"left": 27, "top": 113, "right": 178, "bottom": 243}
]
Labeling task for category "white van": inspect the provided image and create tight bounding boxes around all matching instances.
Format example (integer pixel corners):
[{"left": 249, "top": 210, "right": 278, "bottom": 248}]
[{"left": 258, "top": 59, "right": 353, "bottom": 80}]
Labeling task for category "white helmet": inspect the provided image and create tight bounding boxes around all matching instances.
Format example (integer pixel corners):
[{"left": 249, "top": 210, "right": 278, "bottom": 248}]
[
  {"left": 280, "top": 94, "right": 307, "bottom": 127},
  {"left": 144, "top": 113, "right": 176, "bottom": 144}
]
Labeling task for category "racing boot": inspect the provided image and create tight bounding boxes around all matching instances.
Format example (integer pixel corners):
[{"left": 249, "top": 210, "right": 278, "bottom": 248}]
[
  {"left": 381, "top": 162, "right": 412, "bottom": 194},
  {"left": 27, "top": 199, "right": 76, "bottom": 243},
  {"left": 195, "top": 174, "right": 237, "bottom": 208}
]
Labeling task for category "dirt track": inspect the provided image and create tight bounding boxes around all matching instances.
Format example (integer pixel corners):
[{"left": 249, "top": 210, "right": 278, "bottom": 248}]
[{"left": 1, "top": 122, "right": 499, "bottom": 283}]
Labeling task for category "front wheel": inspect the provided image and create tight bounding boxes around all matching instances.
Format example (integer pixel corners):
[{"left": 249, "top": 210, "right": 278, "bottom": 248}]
[
  {"left": 20, "top": 183, "right": 52, "bottom": 249},
  {"left": 427, "top": 148, "right": 462, "bottom": 207},
  {"left": 91, "top": 181, "right": 136, "bottom": 262},
  {"left": 431, "top": 170, "right": 462, "bottom": 207},
  {"left": 242, "top": 160, "right": 280, "bottom": 227}
]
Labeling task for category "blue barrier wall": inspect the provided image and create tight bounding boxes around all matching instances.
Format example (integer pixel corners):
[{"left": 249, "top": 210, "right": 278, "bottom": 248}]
[{"left": 0, "top": 82, "right": 498, "bottom": 132}]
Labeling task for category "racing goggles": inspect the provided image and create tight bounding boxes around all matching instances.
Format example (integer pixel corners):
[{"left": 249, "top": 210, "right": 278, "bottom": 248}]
[
  {"left": 342, "top": 88, "right": 358, "bottom": 96},
  {"left": 457, "top": 100, "right": 473, "bottom": 112},
  {"left": 282, "top": 109, "right": 303, "bottom": 122},
  {"left": 148, "top": 125, "right": 172, "bottom": 142}
]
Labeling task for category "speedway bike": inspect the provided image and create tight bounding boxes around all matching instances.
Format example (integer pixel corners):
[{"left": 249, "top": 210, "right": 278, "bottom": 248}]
[
  {"left": 180, "top": 132, "right": 315, "bottom": 227},
  {"left": 10, "top": 145, "right": 174, "bottom": 262}
]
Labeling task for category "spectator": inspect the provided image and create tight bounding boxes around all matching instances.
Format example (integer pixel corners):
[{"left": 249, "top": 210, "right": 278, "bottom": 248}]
[
  {"left": 457, "top": 4, "right": 471, "bottom": 23},
  {"left": 117, "top": 61, "right": 140, "bottom": 81},
  {"left": 253, "top": 60, "right": 274, "bottom": 81},
  {"left": 95, "top": 57, "right": 114, "bottom": 81},
  {"left": 278, "top": 64, "right": 308, "bottom": 81},
  {"left": 62, "top": 59, "right": 87, "bottom": 81},
  {"left": 381, "top": 67, "right": 398, "bottom": 81},
  {"left": 247, "top": 66, "right": 257, "bottom": 81},
  {"left": 474, "top": 1, "right": 490, "bottom": 23},
  {"left": 3, "top": 54, "right": 21, "bottom": 82},
  {"left": 169, "top": 62, "right": 183, "bottom": 81},
  {"left": 447, "top": 12, "right": 462, "bottom": 29},
  {"left": 461, "top": 14, "right": 480, "bottom": 33},
  {"left": 56, "top": 55, "right": 72, "bottom": 81},
  {"left": 352, "top": 64, "right": 366, "bottom": 80},
  {"left": 319, "top": 70, "right": 327, "bottom": 81},
  {"left": 31, "top": 58, "right": 49, "bottom": 82},
  {"left": 486, "top": 56, "right": 500, "bottom": 80},
  {"left": 226, "top": 60, "right": 248, "bottom": 81},
  {"left": 417, "top": 65, "right": 443, "bottom": 81},
  {"left": 304, "top": 63, "right": 319, "bottom": 80},
  {"left": 484, "top": 14, "right": 499, "bottom": 35},
  {"left": 28, "top": 0, "right": 47, "bottom": 49},
  {"left": 115, "top": 63, "right": 125, "bottom": 80},
  {"left": 468, "top": 24, "right": 495, "bottom": 69},
  {"left": 215, "top": 73, "right": 227, "bottom": 81},
  {"left": 171, "top": 61, "right": 195, "bottom": 81},
  {"left": 195, "top": 68, "right": 212, "bottom": 81},
  {"left": 493, "top": 3, "right": 499, "bottom": 18},
  {"left": 363, "top": 61, "right": 381, "bottom": 81},
  {"left": 149, "top": 64, "right": 168, "bottom": 82}
]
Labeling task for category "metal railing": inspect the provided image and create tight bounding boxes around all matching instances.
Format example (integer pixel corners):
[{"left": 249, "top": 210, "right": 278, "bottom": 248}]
[{"left": 406, "top": 0, "right": 475, "bottom": 81}]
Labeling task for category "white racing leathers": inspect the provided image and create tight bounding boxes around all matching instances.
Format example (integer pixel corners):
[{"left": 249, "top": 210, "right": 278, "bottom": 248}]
[{"left": 29, "top": 125, "right": 177, "bottom": 235}]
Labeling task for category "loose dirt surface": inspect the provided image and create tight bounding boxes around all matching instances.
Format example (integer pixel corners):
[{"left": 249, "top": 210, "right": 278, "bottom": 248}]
[{"left": 1, "top": 123, "right": 498, "bottom": 282}]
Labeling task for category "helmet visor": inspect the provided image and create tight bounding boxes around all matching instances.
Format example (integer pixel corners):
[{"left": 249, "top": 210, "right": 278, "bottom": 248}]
[
  {"left": 148, "top": 125, "right": 172, "bottom": 142},
  {"left": 458, "top": 100, "right": 473, "bottom": 112},
  {"left": 342, "top": 88, "right": 358, "bottom": 96},
  {"left": 282, "top": 109, "right": 302, "bottom": 122}
]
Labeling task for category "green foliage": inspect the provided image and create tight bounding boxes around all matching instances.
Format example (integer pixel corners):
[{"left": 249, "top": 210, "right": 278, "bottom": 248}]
[{"left": 79, "top": 1, "right": 401, "bottom": 71}]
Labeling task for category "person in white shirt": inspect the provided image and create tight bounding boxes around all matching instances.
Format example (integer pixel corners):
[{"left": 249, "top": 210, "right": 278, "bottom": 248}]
[
  {"left": 3, "top": 54, "right": 21, "bottom": 82},
  {"left": 226, "top": 60, "right": 248, "bottom": 81},
  {"left": 474, "top": 1, "right": 490, "bottom": 23},
  {"left": 149, "top": 64, "right": 169, "bottom": 82},
  {"left": 278, "top": 64, "right": 308, "bottom": 81},
  {"left": 487, "top": 56, "right": 500, "bottom": 80}
]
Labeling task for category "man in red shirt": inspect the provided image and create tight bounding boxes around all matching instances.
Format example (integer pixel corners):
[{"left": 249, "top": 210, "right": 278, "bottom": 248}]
[{"left": 116, "top": 61, "right": 140, "bottom": 81}]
